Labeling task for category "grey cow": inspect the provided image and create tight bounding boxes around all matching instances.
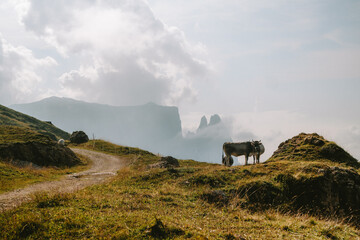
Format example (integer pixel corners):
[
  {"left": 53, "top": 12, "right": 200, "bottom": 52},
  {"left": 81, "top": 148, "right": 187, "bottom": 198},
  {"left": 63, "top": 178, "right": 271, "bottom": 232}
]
[{"left": 222, "top": 141, "right": 265, "bottom": 167}]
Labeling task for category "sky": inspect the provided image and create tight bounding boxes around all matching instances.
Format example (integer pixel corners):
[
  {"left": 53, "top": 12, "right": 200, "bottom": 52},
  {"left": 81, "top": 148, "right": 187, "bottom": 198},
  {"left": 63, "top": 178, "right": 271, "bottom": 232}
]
[{"left": 0, "top": 0, "right": 360, "bottom": 162}]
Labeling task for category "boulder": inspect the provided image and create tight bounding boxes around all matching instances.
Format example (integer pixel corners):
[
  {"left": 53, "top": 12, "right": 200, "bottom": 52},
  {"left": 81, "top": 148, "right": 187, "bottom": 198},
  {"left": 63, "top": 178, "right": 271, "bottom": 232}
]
[
  {"left": 149, "top": 156, "right": 180, "bottom": 169},
  {"left": 0, "top": 142, "right": 81, "bottom": 167},
  {"left": 70, "top": 131, "right": 89, "bottom": 144}
]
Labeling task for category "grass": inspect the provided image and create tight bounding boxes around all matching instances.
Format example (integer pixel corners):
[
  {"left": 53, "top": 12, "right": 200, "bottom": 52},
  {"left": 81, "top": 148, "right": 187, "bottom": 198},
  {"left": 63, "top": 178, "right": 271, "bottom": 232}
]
[
  {"left": 0, "top": 125, "right": 52, "bottom": 144},
  {"left": 267, "top": 133, "right": 359, "bottom": 168},
  {"left": 1, "top": 140, "right": 359, "bottom": 239},
  {"left": 68, "top": 139, "right": 160, "bottom": 168},
  {"left": 0, "top": 154, "right": 90, "bottom": 194},
  {"left": 0, "top": 104, "right": 70, "bottom": 140},
  {"left": 0, "top": 125, "right": 90, "bottom": 193}
]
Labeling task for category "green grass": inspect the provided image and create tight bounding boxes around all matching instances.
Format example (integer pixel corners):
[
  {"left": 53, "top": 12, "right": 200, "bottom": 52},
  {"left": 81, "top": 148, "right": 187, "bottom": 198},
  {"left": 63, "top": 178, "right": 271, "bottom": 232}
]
[
  {"left": 0, "top": 154, "right": 90, "bottom": 194},
  {"left": 1, "top": 140, "right": 359, "bottom": 239},
  {"left": 268, "top": 133, "right": 359, "bottom": 168},
  {"left": 69, "top": 139, "right": 160, "bottom": 168},
  {"left": 0, "top": 104, "right": 69, "bottom": 140},
  {"left": 0, "top": 125, "right": 89, "bottom": 193},
  {"left": 0, "top": 125, "right": 52, "bottom": 144}
]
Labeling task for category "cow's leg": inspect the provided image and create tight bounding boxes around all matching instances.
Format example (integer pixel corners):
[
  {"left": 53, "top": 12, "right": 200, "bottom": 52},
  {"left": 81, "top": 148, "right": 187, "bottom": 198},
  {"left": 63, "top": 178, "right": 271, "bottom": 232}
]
[
  {"left": 229, "top": 156, "right": 234, "bottom": 166},
  {"left": 257, "top": 154, "right": 260, "bottom": 164},
  {"left": 223, "top": 152, "right": 230, "bottom": 166},
  {"left": 226, "top": 156, "right": 232, "bottom": 167},
  {"left": 245, "top": 155, "right": 248, "bottom": 165},
  {"left": 253, "top": 155, "right": 256, "bottom": 164}
]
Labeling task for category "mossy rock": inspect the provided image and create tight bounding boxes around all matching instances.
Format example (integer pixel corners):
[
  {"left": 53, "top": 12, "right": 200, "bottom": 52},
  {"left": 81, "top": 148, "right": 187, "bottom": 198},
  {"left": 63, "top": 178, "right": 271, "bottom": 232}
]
[
  {"left": 0, "top": 126, "right": 81, "bottom": 167},
  {"left": 268, "top": 133, "right": 359, "bottom": 168}
]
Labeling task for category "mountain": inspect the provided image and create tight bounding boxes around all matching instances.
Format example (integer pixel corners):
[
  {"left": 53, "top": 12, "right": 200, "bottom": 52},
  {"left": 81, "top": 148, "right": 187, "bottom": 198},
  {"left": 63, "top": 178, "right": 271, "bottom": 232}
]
[
  {"left": 0, "top": 104, "right": 70, "bottom": 140},
  {"left": 11, "top": 97, "right": 232, "bottom": 163},
  {"left": 197, "top": 116, "right": 208, "bottom": 131},
  {"left": 170, "top": 114, "right": 231, "bottom": 162},
  {"left": 11, "top": 97, "right": 182, "bottom": 152}
]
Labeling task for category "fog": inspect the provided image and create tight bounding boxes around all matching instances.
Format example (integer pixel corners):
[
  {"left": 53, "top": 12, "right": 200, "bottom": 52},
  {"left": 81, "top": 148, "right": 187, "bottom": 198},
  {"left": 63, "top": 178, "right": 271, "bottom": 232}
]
[{"left": 12, "top": 97, "right": 233, "bottom": 164}]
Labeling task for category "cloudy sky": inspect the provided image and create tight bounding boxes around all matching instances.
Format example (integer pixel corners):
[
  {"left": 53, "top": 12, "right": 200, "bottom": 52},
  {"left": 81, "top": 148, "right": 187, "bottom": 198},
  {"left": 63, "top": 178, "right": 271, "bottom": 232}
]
[{"left": 1, "top": 0, "right": 359, "bottom": 161}]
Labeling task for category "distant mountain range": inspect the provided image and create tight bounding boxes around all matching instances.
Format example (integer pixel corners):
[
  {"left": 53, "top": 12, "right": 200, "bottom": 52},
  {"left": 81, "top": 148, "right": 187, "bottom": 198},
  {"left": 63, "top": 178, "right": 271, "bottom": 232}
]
[
  {"left": 11, "top": 97, "right": 231, "bottom": 163},
  {"left": 11, "top": 97, "right": 182, "bottom": 150}
]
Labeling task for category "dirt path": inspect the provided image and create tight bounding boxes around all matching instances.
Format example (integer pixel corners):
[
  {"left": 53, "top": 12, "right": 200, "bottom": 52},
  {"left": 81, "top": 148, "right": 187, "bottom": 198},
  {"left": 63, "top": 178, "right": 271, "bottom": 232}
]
[{"left": 0, "top": 148, "right": 127, "bottom": 211}]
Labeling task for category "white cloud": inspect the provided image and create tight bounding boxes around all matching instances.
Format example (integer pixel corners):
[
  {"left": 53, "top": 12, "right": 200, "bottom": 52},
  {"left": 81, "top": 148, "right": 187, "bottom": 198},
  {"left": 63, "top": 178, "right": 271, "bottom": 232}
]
[
  {"left": 17, "top": 0, "right": 211, "bottom": 106},
  {"left": 0, "top": 35, "right": 57, "bottom": 105}
]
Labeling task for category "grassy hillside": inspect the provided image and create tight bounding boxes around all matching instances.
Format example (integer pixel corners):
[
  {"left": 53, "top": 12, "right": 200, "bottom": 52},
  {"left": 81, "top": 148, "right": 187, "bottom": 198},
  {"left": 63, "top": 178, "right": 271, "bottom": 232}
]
[
  {"left": 268, "top": 133, "right": 360, "bottom": 168},
  {"left": 0, "top": 125, "right": 52, "bottom": 144},
  {"left": 0, "top": 157, "right": 89, "bottom": 194},
  {"left": 0, "top": 125, "right": 82, "bottom": 167},
  {"left": 1, "top": 139, "right": 359, "bottom": 239},
  {"left": 0, "top": 126, "right": 88, "bottom": 193},
  {"left": 0, "top": 104, "right": 70, "bottom": 140}
]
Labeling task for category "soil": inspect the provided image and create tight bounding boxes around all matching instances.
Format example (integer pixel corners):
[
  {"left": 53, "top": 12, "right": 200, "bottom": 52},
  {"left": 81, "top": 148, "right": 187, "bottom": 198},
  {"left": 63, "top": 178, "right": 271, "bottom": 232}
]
[{"left": 0, "top": 148, "right": 127, "bottom": 211}]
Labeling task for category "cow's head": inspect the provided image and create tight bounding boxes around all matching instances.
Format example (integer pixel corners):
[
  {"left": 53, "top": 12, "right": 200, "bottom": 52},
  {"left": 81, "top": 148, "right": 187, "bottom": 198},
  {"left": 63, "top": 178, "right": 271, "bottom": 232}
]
[{"left": 251, "top": 140, "right": 261, "bottom": 153}]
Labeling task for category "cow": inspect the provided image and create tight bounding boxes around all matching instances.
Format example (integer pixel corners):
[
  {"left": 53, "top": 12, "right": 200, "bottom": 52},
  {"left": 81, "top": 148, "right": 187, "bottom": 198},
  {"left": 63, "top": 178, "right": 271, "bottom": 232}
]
[
  {"left": 222, "top": 140, "right": 265, "bottom": 166},
  {"left": 249, "top": 140, "right": 265, "bottom": 164}
]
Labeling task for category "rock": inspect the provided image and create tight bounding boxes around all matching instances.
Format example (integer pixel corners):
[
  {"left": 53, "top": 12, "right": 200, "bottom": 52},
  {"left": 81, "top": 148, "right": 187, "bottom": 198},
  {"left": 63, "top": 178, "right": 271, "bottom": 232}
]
[
  {"left": 276, "top": 168, "right": 360, "bottom": 224},
  {"left": 304, "top": 135, "right": 325, "bottom": 146},
  {"left": 209, "top": 114, "right": 221, "bottom": 126},
  {"left": 70, "top": 131, "right": 89, "bottom": 144},
  {"left": 57, "top": 139, "right": 65, "bottom": 146},
  {"left": 148, "top": 156, "right": 180, "bottom": 169},
  {"left": 197, "top": 116, "right": 208, "bottom": 131},
  {"left": 320, "top": 167, "right": 360, "bottom": 218},
  {"left": 160, "top": 156, "right": 180, "bottom": 167},
  {"left": 0, "top": 142, "right": 81, "bottom": 167}
]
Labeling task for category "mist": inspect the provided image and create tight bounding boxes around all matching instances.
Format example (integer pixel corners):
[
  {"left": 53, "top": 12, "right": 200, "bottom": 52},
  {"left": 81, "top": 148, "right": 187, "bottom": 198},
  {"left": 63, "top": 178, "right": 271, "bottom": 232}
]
[{"left": 1, "top": 0, "right": 360, "bottom": 163}]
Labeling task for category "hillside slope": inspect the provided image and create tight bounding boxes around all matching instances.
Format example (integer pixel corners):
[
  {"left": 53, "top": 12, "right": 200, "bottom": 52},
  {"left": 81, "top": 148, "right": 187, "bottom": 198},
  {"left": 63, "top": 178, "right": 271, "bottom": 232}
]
[
  {"left": 0, "top": 126, "right": 81, "bottom": 167},
  {"left": 0, "top": 104, "right": 69, "bottom": 140},
  {"left": 1, "top": 139, "right": 359, "bottom": 239},
  {"left": 268, "top": 132, "right": 359, "bottom": 167},
  {"left": 0, "top": 125, "right": 87, "bottom": 193}
]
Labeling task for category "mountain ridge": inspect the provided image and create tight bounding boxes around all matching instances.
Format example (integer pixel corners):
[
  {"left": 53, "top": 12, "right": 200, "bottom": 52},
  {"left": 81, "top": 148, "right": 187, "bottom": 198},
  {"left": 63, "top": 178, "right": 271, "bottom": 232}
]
[
  {"left": 11, "top": 97, "right": 231, "bottom": 163},
  {"left": 11, "top": 96, "right": 183, "bottom": 152}
]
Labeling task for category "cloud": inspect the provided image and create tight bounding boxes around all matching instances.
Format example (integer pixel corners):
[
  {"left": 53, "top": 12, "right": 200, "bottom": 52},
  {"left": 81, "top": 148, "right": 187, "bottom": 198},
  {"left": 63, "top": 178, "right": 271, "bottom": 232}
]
[
  {"left": 18, "top": 0, "right": 211, "bottom": 106},
  {"left": 0, "top": 35, "right": 57, "bottom": 105}
]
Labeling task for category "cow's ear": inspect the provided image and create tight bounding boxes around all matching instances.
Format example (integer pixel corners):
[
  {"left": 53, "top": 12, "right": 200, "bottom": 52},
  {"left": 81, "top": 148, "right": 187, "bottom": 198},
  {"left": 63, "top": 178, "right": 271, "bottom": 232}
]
[{"left": 259, "top": 140, "right": 262, "bottom": 143}]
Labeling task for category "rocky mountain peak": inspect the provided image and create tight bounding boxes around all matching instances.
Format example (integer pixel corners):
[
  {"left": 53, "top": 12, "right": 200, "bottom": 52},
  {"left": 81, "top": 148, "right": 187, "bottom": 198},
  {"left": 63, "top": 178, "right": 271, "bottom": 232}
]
[
  {"left": 198, "top": 116, "right": 208, "bottom": 131},
  {"left": 209, "top": 114, "right": 221, "bottom": 126}
]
